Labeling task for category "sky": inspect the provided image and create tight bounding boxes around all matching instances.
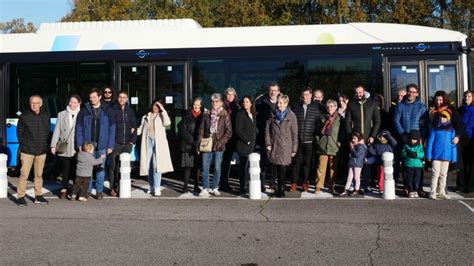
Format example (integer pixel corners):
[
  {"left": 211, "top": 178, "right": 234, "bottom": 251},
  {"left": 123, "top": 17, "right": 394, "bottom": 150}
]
[{"left": 0, "top": 0, "right": 72, "bottom": 26}]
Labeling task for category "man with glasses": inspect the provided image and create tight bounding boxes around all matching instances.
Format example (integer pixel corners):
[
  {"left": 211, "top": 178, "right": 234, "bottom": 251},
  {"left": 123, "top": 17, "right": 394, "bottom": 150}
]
[
  {"left": 76, "top": 88, "right": 116, "bottom": 200},
  {"left": 393, "top": 84, "right": 429, "bottom": 194},
  {"left": 107, "top": 90, "right": 137, "bottom": 196},
  {"left": 16, "top": 95, "right": 51, "bottom": 206},
  {"left": 101, "top": 86, "right": 114, "bottom": 109}
]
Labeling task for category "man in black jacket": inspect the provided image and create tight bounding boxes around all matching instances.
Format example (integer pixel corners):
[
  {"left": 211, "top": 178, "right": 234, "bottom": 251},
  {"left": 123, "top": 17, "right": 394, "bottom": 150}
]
[
  {"left": 16, "top": 95, "right": 51, "bottom": 206},
  {"left": 107, "top": 90, "right": 137, "bottom": 196},
  {"left": 291, "top": 87, "right": 323, "bottom": 192},
  {"left": 345, "top": 86, "right": 381, "bottom": 193}
]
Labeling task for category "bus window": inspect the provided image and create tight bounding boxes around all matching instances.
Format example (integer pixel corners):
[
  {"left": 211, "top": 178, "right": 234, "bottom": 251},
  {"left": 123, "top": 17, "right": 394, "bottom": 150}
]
[
  {"left": 427, "top": 64, "right": 457, "bottom": 106},
  {"left": 390, "top": 64, "right": 419, "bottom": 105}
]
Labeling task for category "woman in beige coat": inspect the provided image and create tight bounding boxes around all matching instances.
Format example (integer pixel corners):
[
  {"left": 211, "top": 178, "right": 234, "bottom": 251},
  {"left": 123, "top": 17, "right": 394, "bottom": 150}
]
[
  {"left": 265, "top": 94, "right": 298, "bottom": 197},
  {"left": 138, "top": 99, "right": 173, "bottom": 197},
  {"left": 50, "top": 94, "right": 81, "bottom": 199}
]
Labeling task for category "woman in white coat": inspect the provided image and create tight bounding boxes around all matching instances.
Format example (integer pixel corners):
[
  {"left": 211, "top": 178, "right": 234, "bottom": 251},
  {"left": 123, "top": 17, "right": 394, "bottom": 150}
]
[
  {"left": 138, "top": 99, "right": 174, "bottom": 196},
  {"left": 50, "top": 94, "right": 81, "bottom": 199}
]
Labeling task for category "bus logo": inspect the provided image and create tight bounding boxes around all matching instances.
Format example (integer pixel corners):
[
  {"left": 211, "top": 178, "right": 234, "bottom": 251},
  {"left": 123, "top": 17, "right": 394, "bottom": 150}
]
[
  {"left": 136, "top": 50, "right": 149, "bottom": 59},
  {"left": 416, "top": 43, "right": 428, "bottom": 52}
]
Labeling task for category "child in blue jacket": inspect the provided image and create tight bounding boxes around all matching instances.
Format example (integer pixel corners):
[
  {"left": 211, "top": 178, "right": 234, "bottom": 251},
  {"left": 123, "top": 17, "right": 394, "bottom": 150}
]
[
  {"left": 426, "top": 110, "right": 457, "bottom": 200},
  {"left": 367, "top": 130, "right": 397, "bottom": 194},
  {"left": 340, "top": 131, "right": 367, "bottom": 197}
]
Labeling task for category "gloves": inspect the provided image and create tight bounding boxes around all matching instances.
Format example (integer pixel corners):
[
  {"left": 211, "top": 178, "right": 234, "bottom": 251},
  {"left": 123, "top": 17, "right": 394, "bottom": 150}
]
[{"left": 406, "top": 150, "right": 417, "bottom": 158}]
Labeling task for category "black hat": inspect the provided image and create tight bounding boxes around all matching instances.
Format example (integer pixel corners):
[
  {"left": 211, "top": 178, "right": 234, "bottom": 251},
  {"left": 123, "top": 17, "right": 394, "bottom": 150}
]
[{"left": 409, "top": 130, "right": 421, "bottom": 140}]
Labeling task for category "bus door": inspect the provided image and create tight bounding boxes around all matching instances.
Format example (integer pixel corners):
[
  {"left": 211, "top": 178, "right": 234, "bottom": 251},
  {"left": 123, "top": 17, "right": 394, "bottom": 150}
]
[
  {"left": 384, "top": 57, "right": 463, "bottom": 108},
  {"left": 117, "top": 61, "right": 189, "bottom": 164}
]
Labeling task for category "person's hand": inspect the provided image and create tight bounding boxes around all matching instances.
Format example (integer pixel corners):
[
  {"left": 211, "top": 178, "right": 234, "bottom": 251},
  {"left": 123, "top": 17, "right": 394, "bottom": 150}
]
[
  {"left": 156, "top": 102, "right": 166, "bottom": 112},
  {"left": 291, "top": 152, "right": 296, "bottom": 157},
  {"left": 51, "top": 147, "right": 56, "bottom": 154},
  {"left": 368, "top": 137, "right": 374, "bottom": 144},
  {"left": 107, "top": 148, "right": 113, "bottom": 155},
  {"left": 266, "top": 146, "right": 271, "bottom": 151},
  {"left": 100, "top": 154, "right": 106, "bottom": 159},
  {"left": 452, "top": 136, "right": 459, "bottom": 145}
]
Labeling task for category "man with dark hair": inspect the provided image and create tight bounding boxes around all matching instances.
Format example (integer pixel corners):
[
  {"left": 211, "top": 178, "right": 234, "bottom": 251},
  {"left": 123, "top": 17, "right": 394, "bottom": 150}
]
[
  {"left": 256, "top": 82, "right": 280, "bottom": 191},
  {"left": 16, "top": 95, "right": 51, "bottom": 206},
  {"left": 76, "top": 87, "right": 116, "bottom": 200},
  {"left": 107, "top": 90, "right": 137, "bottom": 196},
  {"left": 345, "top": 85, "right": 381, "bottom": 193},
  {"left": 393, "top": 83, "right": 429, "bottom": 193},
  {"left": 101, "top": 86, "right": 114, "bottom": 109},
  {"left": 291, "top": 87, "right": 323, "bottom": 192}
]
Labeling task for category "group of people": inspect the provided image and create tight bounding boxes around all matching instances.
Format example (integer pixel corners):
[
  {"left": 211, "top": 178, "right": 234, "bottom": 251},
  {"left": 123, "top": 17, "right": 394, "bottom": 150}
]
[{"left": 14, "top": 82, "right": 474, "bottom": 205}]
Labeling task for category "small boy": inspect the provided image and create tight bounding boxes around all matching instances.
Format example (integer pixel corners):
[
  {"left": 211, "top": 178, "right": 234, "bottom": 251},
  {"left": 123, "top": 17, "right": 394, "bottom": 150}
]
[
  {"left": 71, "top": 142, "right": 105, "bottom": 201},
  {"left": 367, "top": 130, "right": 397, "bottom": 194},
  {"left": 401, "top": 130, "right": 425, "bottom": 198}
]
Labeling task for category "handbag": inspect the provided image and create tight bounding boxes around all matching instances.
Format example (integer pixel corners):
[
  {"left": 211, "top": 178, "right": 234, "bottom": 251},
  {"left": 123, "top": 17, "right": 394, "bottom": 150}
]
[
  {"left": 56, "top": 126, "right": 74, "bottom": 154},
  {"left": 199, "top": 134, "right": 213, "bottom": 153}
]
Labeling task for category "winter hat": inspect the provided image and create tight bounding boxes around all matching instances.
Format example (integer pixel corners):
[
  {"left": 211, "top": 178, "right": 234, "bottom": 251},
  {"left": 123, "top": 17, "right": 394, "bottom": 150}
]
[{"left": 437, "top": 109, "right": 452, "bottom": 122}]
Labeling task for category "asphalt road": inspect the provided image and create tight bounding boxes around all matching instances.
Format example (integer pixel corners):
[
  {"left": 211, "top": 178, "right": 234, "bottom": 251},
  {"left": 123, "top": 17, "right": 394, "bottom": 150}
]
[{"left": 0, "top": 198, "right": 473, "bottom": 265}]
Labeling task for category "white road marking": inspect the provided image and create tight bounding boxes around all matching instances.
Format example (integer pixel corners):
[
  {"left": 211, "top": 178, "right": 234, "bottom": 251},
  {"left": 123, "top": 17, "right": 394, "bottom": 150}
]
[{"left": 458, "top": 200, "right": 474, "bottom": 213}]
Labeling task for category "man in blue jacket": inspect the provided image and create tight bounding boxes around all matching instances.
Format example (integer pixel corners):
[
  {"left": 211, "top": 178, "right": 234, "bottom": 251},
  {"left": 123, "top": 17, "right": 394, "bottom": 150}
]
[
  {"left": 76, "top": 87, "right": 116, "bottom": 200},
  {"left": 392, "top": 84, "right": 429, "bottom": 192},
  {"left": 107, "top": 90, "right": 137, "bottom": 196}
]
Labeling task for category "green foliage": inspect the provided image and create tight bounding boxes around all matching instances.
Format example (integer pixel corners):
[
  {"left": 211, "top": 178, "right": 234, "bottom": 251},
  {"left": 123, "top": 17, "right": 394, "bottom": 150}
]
[{"left": 0, "top": 18, "right": 37, "bottom": 34}]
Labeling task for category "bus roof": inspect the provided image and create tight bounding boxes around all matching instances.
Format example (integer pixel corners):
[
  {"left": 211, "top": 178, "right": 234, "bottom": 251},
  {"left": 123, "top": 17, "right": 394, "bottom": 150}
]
[{"left": 0, "top": 19, "right": 468, "bottom": 53}]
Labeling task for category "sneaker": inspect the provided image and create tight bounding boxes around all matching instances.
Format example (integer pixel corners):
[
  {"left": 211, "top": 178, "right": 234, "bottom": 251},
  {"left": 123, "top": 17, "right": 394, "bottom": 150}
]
[
  {"left": 438, "top": 193, "right": 450, "bottom": 200},
  {"left": 290, "top": 183, "right": 297, "bottom": 192},
  {"left": 110, "top": 189, "right": 118, "bottom": 197},
  {"left": 96, "top": 192, "right": 104, "bottom": 200},
  {"left": 409, "top": 192, "right": 415, "bottom": 198},
  {"left": 413, "top": 192, "right": 419, "bottom": 198},
  {"left": 152, "top": 190, "right": 161, "bottom": 197},
  {"left": 429, "top": 192, "right": 437, "bottom": 200},
  {"left": 315, "top": 187, "right": 321, "bottom": 194},
  {"left": 339, "top": 190, "right": 349, "bottom": 197},
  {"left": 351, "top": 190, "right": 360, "bottom": 197},
  {"left": 211, "top": 188, "right": 221, "bottom": 196},
  {"left": 35, "top": 196, "right": 49, "bottom": 204},
  {"left": 69, "top": 194, "right": 77, "bottom": 201},
  {"left": 17, "top": 197, "right": 27, "bottom": 207},
  {"left": 199, "top": 189, "right": 210, "bottom": 198},
  {"left": 78, "top": 197, "right": 87, "bottom": 202},
  {"left": 59, "top": 189, "right": 67, "bottom": 199}
]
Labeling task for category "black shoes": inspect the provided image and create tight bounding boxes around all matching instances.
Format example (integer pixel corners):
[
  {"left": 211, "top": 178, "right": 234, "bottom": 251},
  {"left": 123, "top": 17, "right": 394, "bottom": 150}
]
[
  {"left": 96, "top": 192, "right": 104, "bottom": 200},
  {"left": 34, "top": 196, "right": 49, "bottom": 204},
  {"left": 17, "top": 197, "right": 27, "bottom": 207}
]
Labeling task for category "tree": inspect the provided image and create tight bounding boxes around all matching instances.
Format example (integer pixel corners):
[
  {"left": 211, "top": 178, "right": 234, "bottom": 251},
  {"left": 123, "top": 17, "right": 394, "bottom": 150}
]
[{"left": 0, "top": 18, "right": 37, "bottom": 34}]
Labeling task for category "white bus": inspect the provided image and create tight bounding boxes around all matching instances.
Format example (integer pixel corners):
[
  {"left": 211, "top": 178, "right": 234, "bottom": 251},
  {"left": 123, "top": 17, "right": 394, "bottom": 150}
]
[{"left": 0, "top": 19, "right": 471, "bottom": 167}]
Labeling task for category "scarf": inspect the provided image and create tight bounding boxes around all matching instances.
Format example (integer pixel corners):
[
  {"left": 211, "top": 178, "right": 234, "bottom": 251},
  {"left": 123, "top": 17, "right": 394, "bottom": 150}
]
[
  {"left": 66, "top": 105, "right": 80, "bottom": 130},
  {"left": 210, "top": 107, "right": 222, "bottom": 134},
  {"left": 273, "top": 108, "right": 288, "bottom": 124},
  {"left": 191, "top": 109, "right": 201, "bottom": 119},
  {"left": 321, "top": 112, "right": 338, "bottom": 136}
]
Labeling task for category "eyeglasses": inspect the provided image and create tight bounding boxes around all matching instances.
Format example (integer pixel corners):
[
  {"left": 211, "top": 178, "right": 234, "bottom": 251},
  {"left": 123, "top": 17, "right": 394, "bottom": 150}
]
[{"left": 407, "top": 90, "right": 418, "bottom": 94}]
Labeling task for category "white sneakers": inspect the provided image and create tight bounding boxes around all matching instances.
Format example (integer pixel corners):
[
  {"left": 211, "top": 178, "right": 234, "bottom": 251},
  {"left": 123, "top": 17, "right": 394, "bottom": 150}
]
[
  {"left": 429, "top": 192, "right": 451, "bottom": 200},
  {"left": 199, "top": 188, "right": 221, "bottom": 197}
]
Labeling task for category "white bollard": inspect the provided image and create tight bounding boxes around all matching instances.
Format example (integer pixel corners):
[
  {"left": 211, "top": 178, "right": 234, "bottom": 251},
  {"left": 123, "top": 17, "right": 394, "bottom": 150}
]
[
  {"left": 382, "top": 152, "right": 396, "bottom": 200},
  {"left": 0, "top": 154, "right": 7, "bottom": 198},
  {"left": 119, "top": 153, "right": 131, "bottom": 198},
  {"left": 248, "top": 152, "right": 261, "bottom": 200}
]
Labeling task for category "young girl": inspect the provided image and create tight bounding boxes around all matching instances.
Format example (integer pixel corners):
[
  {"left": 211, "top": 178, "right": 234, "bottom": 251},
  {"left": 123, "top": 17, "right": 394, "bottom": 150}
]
[
  {"left": 340, "top": 132, "right": 367, "bottom": 197},
  {"left": 426, "top": 110, "right": 457, "bottom": 199},
  {"left": 367, "top": 130, "right": 397, "bottom": 194},
  {"left": 401, "top": 130, "right": 425, "bottom": 198},
  {"left": 72, "top": 142, "right": 105, "bottom": 201}
]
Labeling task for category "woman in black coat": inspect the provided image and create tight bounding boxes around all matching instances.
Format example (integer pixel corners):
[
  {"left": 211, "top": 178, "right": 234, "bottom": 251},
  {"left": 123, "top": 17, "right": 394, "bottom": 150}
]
[
  {"left": 178, "top": 97, "right": 204, "bottom": 194},
  {"left": 234, "top": 96, "right": 257, "bottom": 194}
]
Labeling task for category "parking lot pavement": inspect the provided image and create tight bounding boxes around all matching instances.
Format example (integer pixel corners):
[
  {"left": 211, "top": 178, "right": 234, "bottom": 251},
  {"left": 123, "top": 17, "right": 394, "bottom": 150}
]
[{"left": 0, "top": 195, "right": 472, "bottom": 265}]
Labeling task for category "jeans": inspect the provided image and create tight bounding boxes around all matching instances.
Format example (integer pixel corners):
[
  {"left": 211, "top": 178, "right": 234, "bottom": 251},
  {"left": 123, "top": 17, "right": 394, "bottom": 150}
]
[
  {"left": 88, "top": 149, "right": 106, "bottom": 193},
  {"left": 147, "top": 137, "right": 162, "bottom": 193},
  {"left": 202, "top": 151, "right": 224, "bottom": 190}
]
